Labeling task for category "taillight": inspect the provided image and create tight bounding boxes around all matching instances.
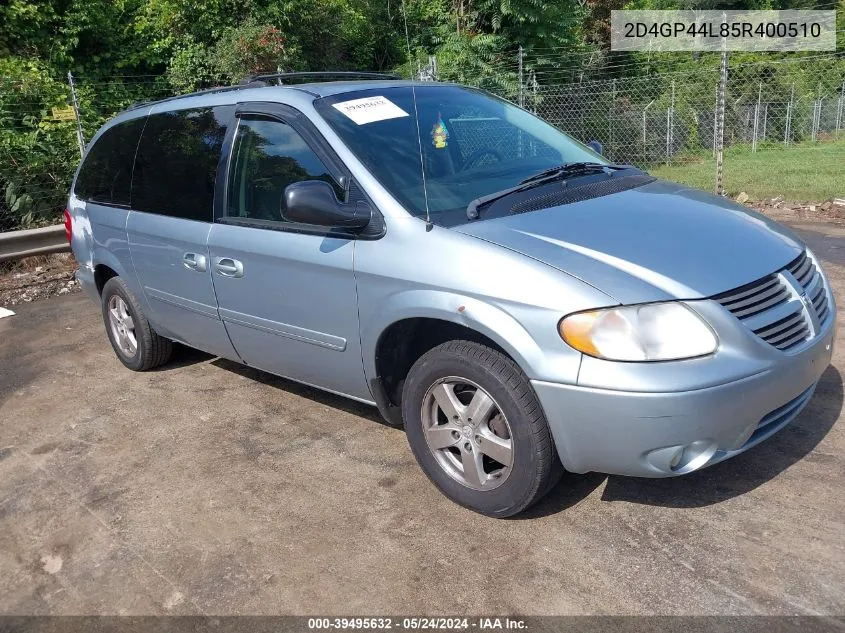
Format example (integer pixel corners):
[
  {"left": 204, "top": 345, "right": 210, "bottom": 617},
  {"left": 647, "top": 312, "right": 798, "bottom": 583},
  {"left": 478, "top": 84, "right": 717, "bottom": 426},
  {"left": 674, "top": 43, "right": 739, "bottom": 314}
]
[{"left": 63, "top": 208, "right": 72, "bottom": 242}]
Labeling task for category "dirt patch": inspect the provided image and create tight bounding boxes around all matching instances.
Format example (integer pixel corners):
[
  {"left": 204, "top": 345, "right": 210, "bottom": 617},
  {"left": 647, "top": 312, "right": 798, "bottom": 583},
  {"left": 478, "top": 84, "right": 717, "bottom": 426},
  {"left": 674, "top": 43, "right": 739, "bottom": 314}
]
[
  {"left": 0, "top": 253, "right": 79, "bottom": 308},
  {"left": 745, "top": 196, "right": 845, "bottom": 226}
]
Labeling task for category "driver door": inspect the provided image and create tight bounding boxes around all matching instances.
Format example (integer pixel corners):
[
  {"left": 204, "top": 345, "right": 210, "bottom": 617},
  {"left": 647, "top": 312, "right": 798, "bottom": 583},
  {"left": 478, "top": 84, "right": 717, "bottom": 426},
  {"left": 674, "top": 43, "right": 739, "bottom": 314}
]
[{"left": 207, "top": 102, "right": 372, "bottom": 401}]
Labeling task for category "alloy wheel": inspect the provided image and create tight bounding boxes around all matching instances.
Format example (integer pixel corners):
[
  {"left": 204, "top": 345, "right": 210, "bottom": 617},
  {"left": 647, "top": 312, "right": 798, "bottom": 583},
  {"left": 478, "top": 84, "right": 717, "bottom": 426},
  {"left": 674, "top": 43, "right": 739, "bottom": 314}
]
[
  {"left": 421, "top": 376, "right": 514, "bottom": 491},
  {"left": 107, "top": 295, "right": 137, "bottom": 357}
]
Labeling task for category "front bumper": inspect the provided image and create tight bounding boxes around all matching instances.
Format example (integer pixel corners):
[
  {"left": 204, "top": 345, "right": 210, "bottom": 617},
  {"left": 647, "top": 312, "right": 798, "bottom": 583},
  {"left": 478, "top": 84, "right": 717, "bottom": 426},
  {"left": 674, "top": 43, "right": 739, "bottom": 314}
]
[{"left": 532, "top": 321, "right": 835, "bottom": 477}]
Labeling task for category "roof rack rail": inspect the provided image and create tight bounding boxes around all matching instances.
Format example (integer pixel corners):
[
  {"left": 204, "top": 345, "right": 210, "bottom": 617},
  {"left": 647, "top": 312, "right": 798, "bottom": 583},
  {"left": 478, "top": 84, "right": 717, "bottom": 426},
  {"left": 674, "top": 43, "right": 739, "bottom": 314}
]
[
  {"left": 240, "top": 71, "right": 402, "bottom": 86},
  {"left": 123, "top": 83, "right": 256, "bottom": 112},
  {"left": 122, "top": 71, "right": 401, "bottom": 114}
]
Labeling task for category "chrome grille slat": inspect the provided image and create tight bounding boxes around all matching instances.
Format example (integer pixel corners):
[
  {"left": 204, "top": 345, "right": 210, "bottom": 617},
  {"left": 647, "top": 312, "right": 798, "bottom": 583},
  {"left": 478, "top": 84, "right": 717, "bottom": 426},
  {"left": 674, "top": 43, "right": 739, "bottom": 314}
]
[
  {"left": 805, "top": 272, "right": 823, "bottom": 299},
  {"left": 818, "top": 304, "right": 830, "bottom": 324},
  {"left": 742, "top": 299, "right": 802, "bottom": 332},
  {"left": 722, "top": 280, "right": 787, "bottom": 312},
  {"left": 816, "top": 295, "right": 829, "bottom": 321},
  {"left": 796, "top": 267, "right": 814, "bottom": 286},
  {"left": 767, "top": 321, "right": 810, "bottom": 348},
  {"left": 776, "top": 328, "right": 812, "bottom": 350},
  {"left": 787, "top": 250, "right": 808, "bottom": 271},
  {"left": 789, "top": 254, "right": 813, "bottom": 285},
  {"left": 788, "top": 251, "right": 809, "bottom": 273},
  {"left": 795, "top": 267, "right": 814, "bottom": 287},
  {"left": 717, "top": 276, "right": 780, "bottom": 304},
  {"left": 753, "top": 309, "right": 804, "bottom": 338},
  {"left": 731, "top": 288, "right": 789, "bottom": 319},
  {"left": 715, "top": 250, "right": 829, "bottom": 352}
]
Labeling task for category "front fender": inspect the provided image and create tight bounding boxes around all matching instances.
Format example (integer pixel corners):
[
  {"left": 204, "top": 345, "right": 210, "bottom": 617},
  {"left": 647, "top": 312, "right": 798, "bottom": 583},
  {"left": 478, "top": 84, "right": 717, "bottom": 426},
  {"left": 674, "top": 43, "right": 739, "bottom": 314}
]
[{"left": 360, "top": 289, "right": 582, "bottom": 387}]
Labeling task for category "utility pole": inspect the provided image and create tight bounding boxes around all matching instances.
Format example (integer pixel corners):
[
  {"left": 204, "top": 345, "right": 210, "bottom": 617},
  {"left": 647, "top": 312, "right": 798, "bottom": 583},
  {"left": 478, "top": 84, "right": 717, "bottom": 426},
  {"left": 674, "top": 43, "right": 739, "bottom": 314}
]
[{"left": 518, "top": 46, "right": 524, "bottom": 108}]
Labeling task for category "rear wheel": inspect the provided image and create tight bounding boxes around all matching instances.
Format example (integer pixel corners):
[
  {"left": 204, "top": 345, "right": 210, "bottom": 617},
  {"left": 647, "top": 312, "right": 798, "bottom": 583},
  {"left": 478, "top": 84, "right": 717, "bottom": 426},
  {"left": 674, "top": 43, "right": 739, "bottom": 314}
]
[
  {"left": 101, "top": 276, "right": 172, "bottom": 371},
  {"left": 402, "top": 340, "right": 562, "bottom": 517}
]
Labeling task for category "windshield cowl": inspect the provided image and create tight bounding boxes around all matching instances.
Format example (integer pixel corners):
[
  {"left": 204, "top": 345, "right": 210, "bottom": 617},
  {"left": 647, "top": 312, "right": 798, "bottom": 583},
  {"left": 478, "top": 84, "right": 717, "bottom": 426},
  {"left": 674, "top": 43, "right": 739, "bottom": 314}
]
[{"left": 466, "top": 162, "right": 634, "bottom": 220}]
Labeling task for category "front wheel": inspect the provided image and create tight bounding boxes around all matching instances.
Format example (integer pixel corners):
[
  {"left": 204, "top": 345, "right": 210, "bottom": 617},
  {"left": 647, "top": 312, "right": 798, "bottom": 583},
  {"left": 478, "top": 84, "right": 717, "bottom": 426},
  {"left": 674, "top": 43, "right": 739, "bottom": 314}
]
[{"left": 402, "top": 340, "right": 562, "bottom": 517}]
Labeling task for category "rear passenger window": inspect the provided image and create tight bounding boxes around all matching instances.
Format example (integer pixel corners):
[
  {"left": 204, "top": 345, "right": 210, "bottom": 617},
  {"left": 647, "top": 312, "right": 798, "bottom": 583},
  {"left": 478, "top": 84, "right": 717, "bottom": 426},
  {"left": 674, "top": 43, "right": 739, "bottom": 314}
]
[
  {"left": 131, "top": 106, "right": 232, "bottom": 221},
  {"left": 75, "top": 117, "right": 145, "bottom": 206},
  {"left": 227, "top": 116, "right": 342, "bottom": 223}
]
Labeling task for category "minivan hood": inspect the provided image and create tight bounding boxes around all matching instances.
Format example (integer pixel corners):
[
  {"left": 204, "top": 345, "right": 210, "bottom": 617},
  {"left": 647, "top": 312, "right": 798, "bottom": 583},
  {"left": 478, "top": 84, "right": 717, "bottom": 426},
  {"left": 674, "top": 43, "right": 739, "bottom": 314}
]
[{"left": 454, "top": 179, "right": 803, "bottom": 304}]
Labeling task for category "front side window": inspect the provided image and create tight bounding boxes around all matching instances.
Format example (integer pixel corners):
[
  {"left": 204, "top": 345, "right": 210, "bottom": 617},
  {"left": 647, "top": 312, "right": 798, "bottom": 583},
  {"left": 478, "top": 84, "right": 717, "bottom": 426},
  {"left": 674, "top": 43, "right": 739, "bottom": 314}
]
[
  {"left": 226, "top": 116, "right": 341, "bottom": 223},
  {"left": 74, "top": 117, "right": 146, "bottom": 206},
  {"left": 131, "top": 106, "right": 232, "bottom": 221},
  {"left": 315, "top": 86, "right": 604, "bottom": 226}
]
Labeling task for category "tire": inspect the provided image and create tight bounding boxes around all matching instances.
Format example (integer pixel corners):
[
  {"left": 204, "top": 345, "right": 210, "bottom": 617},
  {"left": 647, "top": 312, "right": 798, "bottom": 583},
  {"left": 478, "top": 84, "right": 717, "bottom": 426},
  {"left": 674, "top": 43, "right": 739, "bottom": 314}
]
[
  {"left": 101, "top": 276, "right": 172, "bottom": 371},
  {"left": 402, "top": 340, "right": 562, "bottom": 517}
]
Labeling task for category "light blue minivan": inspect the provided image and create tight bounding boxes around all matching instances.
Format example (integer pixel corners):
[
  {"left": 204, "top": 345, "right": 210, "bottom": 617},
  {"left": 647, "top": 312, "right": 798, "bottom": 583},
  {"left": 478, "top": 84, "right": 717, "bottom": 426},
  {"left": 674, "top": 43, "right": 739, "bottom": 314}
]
[{"left": 67, "top": 73, "right": 835, "bottom": 516}]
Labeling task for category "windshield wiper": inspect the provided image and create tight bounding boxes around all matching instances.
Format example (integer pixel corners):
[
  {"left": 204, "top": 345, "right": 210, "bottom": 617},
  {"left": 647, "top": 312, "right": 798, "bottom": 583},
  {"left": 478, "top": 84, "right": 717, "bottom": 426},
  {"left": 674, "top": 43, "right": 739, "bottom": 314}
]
[
  {"left": 519, "top": 161, "right": 627, "bottom": 185},
  {"left": 466, "top": 162, "right": 627, "bottom": 220}
]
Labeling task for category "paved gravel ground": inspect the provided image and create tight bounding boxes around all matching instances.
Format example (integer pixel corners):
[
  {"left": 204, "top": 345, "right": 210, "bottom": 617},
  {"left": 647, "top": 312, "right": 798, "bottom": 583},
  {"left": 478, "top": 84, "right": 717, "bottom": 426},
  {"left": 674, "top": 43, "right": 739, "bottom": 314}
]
[{"left": 1, "top": 222, "right": 843, "bottom": 616}]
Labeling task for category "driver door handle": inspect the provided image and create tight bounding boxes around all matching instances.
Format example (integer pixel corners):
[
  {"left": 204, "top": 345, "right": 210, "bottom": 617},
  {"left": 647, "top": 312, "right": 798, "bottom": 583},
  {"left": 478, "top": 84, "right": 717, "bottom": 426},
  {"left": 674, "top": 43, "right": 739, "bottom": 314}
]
[{"left": 213, "top": 257, "right": 244, "bottom": 278}]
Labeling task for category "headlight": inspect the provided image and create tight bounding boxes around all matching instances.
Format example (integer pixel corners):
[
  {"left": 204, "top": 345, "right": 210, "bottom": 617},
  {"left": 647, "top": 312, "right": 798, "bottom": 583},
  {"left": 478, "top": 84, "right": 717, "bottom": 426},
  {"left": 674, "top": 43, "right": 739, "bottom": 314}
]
[{"left": 559, "top": 302, "right": 717, "bottom": 362}]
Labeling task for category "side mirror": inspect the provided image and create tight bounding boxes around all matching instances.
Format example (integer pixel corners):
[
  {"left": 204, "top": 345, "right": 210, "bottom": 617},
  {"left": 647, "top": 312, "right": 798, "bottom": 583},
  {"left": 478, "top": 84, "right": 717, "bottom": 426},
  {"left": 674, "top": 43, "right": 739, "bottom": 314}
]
[
  {"left": 587, "top": 140, "right": 604, "bottom": 156},
  {"left": 283, "top": 180, "right": 371, "bottom": 230}
]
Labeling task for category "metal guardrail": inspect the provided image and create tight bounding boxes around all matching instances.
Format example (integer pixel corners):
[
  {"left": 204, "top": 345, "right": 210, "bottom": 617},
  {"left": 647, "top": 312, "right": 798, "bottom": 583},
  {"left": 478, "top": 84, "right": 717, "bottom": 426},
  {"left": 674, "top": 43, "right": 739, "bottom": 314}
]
[{"left": 0, "top": 225, "right": 69, "bottom": 262}]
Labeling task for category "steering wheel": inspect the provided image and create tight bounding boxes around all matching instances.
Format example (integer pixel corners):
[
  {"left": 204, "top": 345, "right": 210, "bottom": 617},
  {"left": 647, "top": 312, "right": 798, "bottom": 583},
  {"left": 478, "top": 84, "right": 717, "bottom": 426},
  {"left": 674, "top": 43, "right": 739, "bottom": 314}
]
[{"left": 459, "top": 148, "right": 503, "bottom": 172}]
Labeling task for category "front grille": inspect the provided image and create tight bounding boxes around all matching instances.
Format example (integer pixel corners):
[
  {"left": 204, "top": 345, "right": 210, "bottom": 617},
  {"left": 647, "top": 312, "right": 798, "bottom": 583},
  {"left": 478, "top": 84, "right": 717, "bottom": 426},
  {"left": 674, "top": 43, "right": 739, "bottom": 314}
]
[
  {"left": 788, "top": 251, "right": 831, "bottom": 324},
  {"left": 713, "top": 250, "right": 830, "bottom": 352}
]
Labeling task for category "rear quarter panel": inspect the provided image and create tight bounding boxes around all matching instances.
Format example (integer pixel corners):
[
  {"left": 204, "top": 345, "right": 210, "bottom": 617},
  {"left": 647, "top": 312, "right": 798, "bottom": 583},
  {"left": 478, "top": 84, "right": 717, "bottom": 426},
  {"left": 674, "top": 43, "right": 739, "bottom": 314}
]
[
  {"left": 68, "top": 108, "right": 153, "bottom": 307},
  {"left": 68, "top": 196, "right": 147, "bottom": 310}
]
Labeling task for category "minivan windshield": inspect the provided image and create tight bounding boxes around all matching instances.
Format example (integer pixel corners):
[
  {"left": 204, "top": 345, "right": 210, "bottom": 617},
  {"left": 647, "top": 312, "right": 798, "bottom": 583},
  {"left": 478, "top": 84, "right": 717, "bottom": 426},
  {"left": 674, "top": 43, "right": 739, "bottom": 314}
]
[{"left": 315, "top": 85, "right": 605, "bottom": 226}]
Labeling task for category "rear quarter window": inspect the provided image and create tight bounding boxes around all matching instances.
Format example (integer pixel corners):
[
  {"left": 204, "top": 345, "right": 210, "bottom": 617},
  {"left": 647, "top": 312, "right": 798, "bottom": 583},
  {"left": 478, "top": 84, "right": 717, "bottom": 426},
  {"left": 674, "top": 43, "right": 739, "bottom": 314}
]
[
  {"left": 74, "top": 117, "right": 146, "bottom": 206},
  {"left": 131, "top": 106, "right": 232, "bottom": 221}
]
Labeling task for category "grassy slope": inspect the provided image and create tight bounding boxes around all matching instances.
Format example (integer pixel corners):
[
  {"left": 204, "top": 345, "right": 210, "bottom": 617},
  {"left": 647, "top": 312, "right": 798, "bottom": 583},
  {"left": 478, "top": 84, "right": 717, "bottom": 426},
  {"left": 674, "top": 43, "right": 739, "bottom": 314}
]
[{"left": 650, "top": 139, "right": 845, "bottom": 203}]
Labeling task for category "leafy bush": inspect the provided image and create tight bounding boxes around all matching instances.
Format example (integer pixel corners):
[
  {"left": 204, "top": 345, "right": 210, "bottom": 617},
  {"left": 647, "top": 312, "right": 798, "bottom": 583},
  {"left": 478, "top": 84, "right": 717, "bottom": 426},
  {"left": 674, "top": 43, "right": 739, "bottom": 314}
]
[
  {"left": 216, "top": 24, "right": 292, "bottom": 82},
  {"left": 167, "top": 23, "right": 294, "bottom": 92},
  {"left": 0, "top": 58, "right": 80, "bottom": 231}
]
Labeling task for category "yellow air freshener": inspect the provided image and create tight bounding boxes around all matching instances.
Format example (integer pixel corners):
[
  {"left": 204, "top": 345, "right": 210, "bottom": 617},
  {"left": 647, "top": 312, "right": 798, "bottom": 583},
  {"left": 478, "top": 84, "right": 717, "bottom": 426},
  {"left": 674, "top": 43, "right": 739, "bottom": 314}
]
[{"left": 431, "top": 114, "right": 449, "bottom": 149}]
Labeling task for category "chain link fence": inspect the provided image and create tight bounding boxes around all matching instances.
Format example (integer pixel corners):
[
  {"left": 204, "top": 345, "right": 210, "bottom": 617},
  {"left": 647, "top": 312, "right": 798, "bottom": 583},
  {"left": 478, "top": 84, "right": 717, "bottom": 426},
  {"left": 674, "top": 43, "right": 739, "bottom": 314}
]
[
  {"left": 524, "top": 56, "right": 845, "bottom": 170},
  {"left": 1, "top": 53, "right": 843, "bottom": 231}
]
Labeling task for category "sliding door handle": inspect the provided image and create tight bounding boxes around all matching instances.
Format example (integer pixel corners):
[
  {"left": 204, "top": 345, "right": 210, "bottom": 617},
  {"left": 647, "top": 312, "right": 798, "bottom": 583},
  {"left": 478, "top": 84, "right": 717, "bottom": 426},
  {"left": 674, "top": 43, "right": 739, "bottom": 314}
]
[{"left": 182, "top": 252, "right": 207, "bottom": 272}]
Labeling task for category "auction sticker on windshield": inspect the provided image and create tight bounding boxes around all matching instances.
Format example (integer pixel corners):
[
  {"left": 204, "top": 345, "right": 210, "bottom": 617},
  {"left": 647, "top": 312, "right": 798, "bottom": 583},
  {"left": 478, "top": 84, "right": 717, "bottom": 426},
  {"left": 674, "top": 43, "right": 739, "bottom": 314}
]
[{"left": 332, "top": 96, "right": 409, "bottom": 125}]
